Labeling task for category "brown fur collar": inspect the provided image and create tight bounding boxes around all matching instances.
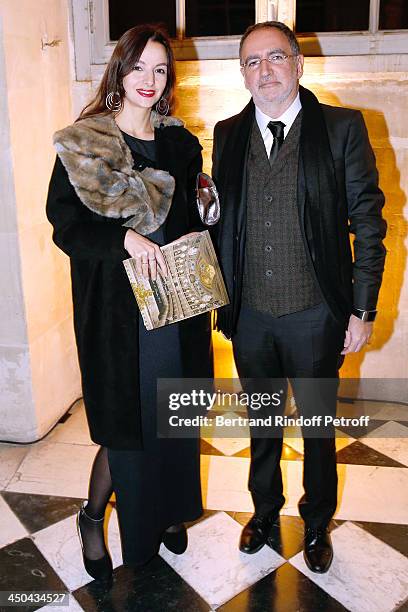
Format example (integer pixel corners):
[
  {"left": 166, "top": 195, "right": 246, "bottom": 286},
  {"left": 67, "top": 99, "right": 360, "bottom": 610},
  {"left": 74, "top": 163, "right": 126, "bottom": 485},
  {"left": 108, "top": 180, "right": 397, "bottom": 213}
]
[{"left": 53, "top": 112, "right": 184, "bottom": 235}]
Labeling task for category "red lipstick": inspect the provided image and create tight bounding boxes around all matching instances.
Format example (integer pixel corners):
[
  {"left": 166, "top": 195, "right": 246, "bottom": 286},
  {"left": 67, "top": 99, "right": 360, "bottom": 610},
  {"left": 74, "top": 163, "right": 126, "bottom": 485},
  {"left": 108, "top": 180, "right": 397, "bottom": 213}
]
[{"left": 137, "top": 89, "right": 155, "bottom": 97}]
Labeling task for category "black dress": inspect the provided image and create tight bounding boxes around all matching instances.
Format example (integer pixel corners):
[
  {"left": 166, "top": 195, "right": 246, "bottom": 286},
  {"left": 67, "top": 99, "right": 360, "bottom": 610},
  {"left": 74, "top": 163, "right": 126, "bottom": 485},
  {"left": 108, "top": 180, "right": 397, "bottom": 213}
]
[{"left": 107, "top": 134, "right": 203, "bottom": 566}]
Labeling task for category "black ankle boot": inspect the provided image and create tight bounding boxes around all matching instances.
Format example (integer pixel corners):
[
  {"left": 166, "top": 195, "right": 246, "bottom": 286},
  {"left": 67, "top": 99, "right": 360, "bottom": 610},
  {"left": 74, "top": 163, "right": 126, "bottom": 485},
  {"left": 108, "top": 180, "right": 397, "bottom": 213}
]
[
  {"left": 162, "top": 524, "right": 188, "bottom": 554},
  {"left": 76, "top": 502, "right": 113, "bottom": 581}
]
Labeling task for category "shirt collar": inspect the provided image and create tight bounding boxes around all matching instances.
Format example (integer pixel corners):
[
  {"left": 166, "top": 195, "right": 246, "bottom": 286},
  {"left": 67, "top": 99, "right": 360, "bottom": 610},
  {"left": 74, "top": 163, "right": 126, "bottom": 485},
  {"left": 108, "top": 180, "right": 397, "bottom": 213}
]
[{"left": 255, "top": 92, "right": 302, "bottom": 138}]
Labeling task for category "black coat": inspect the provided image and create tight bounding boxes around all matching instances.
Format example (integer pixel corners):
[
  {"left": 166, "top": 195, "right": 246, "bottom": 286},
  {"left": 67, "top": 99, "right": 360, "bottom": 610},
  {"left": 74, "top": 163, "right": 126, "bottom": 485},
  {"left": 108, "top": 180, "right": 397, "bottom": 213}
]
[
  {"left": 212, "top": 86, "right": 387, "bottom": 338},
  {"left": 46, "top": 124, "right": 212, "bottom": 449}
]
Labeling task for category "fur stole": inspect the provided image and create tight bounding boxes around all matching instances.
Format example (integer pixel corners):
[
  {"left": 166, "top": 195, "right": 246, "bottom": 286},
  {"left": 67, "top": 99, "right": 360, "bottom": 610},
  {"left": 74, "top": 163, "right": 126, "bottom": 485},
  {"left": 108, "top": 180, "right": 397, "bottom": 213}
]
[{"left": 53, "top": 112, "right": 183, "bottom": 235}]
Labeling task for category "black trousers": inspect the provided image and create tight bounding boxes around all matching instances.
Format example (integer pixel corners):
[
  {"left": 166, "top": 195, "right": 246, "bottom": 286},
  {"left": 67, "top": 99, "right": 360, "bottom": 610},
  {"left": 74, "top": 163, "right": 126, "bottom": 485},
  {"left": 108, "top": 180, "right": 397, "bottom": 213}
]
[{"left": 232, "top": 303, "right": 345, "bottom": 528}]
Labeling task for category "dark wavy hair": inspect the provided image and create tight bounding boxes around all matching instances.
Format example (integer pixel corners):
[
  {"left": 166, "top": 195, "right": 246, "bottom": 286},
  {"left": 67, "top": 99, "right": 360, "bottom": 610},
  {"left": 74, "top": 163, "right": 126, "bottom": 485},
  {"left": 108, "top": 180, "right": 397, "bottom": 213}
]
[
  {"left": 239, "top": 21, "right": 301, "bottom": 62},
  {"left": 79, "top": 24, "right": 176, "bottom": 120}
]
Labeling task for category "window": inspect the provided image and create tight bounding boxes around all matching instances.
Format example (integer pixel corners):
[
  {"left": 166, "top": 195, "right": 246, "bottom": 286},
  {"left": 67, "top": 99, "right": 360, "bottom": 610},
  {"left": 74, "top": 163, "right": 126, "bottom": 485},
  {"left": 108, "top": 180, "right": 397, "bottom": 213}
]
[
  {"left": 86, "top": 0, "right": 258, "bottom": 66},
  {"left": 295, "top": 0, "right": 408, "bottom": 55},
  {"left": 107, "top": 0, "right": 255, "bottom": 40},
  {"left": 71, "top": 0, "right": 408, "bottom": 81},
  {"left": 379, "top": 0, "right": 408, "bottom": 30},
  {"left": 185, "top": 0, "right": 255, "bottom": 37},
  {"left": 296, "top": 0, "right": 370, "bottom": 33},
  {"left": 108, "top": 2, "right": 177, "bottom": 40}
]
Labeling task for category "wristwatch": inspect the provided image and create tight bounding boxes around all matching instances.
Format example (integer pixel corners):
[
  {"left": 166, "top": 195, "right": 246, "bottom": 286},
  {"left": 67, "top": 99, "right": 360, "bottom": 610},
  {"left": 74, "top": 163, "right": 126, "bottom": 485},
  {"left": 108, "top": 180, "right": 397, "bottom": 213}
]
[{"left": 352, "top": 308, "right": 377, "bottom": 322}]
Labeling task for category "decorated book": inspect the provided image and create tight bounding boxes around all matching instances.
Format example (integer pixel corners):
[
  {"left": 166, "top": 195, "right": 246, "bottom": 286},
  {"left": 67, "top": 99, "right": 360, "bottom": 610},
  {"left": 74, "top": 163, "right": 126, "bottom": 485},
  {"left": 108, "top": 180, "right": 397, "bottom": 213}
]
[{"left": 123, "top": 230, "right": 229, "bottom": 330}]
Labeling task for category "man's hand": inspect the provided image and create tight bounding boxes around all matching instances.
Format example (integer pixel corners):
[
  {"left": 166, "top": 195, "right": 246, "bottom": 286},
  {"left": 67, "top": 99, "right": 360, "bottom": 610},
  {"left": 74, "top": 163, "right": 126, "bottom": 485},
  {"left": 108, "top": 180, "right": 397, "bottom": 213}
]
[{"left": 341, "top": 314, "right": 374, "bottom": 355}]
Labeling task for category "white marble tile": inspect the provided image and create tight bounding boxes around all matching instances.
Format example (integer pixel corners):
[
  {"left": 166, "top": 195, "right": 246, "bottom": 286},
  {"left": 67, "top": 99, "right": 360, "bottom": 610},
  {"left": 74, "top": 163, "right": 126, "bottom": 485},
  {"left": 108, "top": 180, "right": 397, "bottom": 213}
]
[
  {"left": 6, "top": 442, "right": 98, "bottom": 498},
  {"left": 336, "top": 463, "right": 408, "bottom": 524},
  {"left": 201, "top": 454, "right": 307, "bottom": 516},
  {"left": 0, "top": 443, "right": 29, "bottom": 489},
  {"left": 202, "top": 436, "right": 250, "bottom": 456},
  {"left": 202, "top": 453, "right": 408, "bottom": 524},
  {"left": 201, "top": 455, "right": 253, "bottom": 512},
  {"left": 370, "top": 403, "right": 408, "bottom": 422},
  {"left": 280, "top": 460, "right": 304, "bottom": 518},
  {"left": 290, "top": 521, "right": 408, "bottom": 612},
  {"left": 46, "top": 401, "right": 95, "bottom": 447},
  {"left": 361, "top": 421, "right": 408, "bottom": 466},
  {"left": 160, "top": 512, "right": 285, "bottom": 609},
  {"left": 0, "top": 494, "right": 28, "bottom": 547},
  {"left": 33, "top": 507, "right": 122, "bottom": 592}
]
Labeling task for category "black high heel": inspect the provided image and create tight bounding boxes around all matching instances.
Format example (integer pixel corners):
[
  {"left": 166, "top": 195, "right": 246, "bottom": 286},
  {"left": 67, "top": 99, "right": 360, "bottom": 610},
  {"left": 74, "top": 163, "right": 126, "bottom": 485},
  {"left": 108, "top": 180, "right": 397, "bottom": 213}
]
[
  {"left": 162, "top": 523, "right": 188, "bottom": 554},
  {"left": 76, "top": 502, "right": 113, "bottom": 581}
]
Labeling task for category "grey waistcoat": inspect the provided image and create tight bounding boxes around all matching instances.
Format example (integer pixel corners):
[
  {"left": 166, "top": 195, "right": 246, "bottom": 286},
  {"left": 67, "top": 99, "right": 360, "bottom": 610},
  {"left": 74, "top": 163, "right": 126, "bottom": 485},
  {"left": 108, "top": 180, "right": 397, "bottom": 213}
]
[{"left": 241, "top": 112, "right": 321, "bottom": 317}]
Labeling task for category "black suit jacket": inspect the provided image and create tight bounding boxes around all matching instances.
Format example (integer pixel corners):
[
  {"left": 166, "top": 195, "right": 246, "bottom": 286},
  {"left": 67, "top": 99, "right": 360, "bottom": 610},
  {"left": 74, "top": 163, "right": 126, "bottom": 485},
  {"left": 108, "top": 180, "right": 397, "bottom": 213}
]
[{"left": 212, "top": 86, "right": 386, "bottom": 339}]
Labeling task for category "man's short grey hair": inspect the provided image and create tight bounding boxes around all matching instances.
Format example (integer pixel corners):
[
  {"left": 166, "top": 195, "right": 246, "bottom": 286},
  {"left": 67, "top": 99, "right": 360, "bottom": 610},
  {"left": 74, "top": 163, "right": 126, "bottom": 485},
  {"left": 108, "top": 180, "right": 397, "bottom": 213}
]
[{"left": 239, "top": 21, "right": 301, "bottom": 62}]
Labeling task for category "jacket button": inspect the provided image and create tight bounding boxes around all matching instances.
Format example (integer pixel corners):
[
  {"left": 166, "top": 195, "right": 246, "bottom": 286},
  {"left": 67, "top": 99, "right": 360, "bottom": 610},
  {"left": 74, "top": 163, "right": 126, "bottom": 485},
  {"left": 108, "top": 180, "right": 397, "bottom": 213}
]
[
  {"left": 266, "top": 270, "right": 273, "bottom": 277},
  {"left": 265, "top": 221, "right": 271, "bottom": 228},
  {"left": 265, "top": 195, "right": 273, "bottom": 202},
  {"left": 265, "top": 245, "right": 272, "bottom": 252}
]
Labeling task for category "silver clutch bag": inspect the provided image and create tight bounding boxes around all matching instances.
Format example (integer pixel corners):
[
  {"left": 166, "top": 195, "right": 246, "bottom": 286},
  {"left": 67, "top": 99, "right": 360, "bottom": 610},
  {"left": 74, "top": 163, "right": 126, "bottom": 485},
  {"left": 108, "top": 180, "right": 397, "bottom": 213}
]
[{"left": 196, "top": 172, "right": 220, "bottom": 226}]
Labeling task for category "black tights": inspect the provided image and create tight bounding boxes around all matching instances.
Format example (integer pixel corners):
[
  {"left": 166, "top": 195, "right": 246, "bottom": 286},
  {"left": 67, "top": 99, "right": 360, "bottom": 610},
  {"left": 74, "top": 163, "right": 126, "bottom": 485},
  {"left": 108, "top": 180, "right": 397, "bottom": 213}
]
[
  {"left": 86, "top": 447, "right": 113, "bottom": 519},
  {"left": 79, "top": 446, "right": 113, "bottom": 560},
  {"left": 80, "top": 446, "right": 182, "bottom": 560}
]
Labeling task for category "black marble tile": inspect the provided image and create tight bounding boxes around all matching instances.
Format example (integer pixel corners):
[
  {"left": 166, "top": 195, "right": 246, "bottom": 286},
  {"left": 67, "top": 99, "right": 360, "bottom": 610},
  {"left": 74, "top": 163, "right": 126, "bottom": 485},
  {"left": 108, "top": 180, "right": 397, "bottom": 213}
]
[
  {"left": 335, "top": 418, "right": 387, "bottom": 439},
  {"left": 230, "top": 514, "right": 344, "bottom": 560},
  {"left": 233, "top": 442, "right": 302, "bottom": 460},
  {"left": 396, "top": 595, "right": 408, "bottom": 611},
  {"left": 353, "top": 520, "right": 408, "bottom": 557},
  {"left": 200, "top": 439, "right": 224, "bottom": 456},
  {"left": 233, "top": 446, "right": 251, "bottom": 458},
  {"left": 217, "top": 562, "right": 348, "bottom": 612},
  {"left": 0, "top": 538, "right": 68, "bottom": 611},
  {"left": 57, "top": 412, "right": 72, "bottom": 424},
  {"left": 1, "top": 491, "right": 82, "bottom": 534},
  {"left": 266, "top": 516, "right": 306, "bottom": 559},
  {"left": 73, "top": 556, "right": 210, "bottom": 611},
  {"left": 281, "top": 442, "right": 303, "bottom": 461},
  {"left": 230, "top": 513, "right": 304, "bottom": 559},
  {"left": 336, "top": 440, "right": 407, "bottom": 467}
]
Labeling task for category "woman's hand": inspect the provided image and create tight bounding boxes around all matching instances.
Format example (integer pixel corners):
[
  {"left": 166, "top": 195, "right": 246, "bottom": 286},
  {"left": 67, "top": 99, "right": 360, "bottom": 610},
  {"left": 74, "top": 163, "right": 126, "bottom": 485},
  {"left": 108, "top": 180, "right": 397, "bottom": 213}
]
[{"left": 124, "top": 229, "right": 167, "bottom": 280}]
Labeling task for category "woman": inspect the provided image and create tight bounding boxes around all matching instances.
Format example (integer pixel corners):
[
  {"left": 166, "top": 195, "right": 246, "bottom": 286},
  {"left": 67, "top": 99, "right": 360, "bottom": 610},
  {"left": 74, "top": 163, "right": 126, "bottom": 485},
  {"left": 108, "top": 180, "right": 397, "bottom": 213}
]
[{"left": 46, "top": 25, "right": 212, "bottom": 580}]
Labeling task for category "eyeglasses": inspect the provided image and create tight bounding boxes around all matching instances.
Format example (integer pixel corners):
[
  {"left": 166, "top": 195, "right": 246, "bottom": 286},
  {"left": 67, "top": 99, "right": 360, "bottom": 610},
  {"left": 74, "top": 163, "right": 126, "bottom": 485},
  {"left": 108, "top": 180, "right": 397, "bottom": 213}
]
[{"left": 241, "top": 53, "right": 297, "bottom": 71}]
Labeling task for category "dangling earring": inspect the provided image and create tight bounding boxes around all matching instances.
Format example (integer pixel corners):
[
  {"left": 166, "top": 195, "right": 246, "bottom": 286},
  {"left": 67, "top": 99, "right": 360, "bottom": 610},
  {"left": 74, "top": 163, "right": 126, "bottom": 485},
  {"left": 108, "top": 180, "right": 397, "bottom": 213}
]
[
  {"left": 105, "top": 91, "right": 122, "bottom": 112},
  {"left": 156, "top": 97, "right": 169, "bottom": 116}
]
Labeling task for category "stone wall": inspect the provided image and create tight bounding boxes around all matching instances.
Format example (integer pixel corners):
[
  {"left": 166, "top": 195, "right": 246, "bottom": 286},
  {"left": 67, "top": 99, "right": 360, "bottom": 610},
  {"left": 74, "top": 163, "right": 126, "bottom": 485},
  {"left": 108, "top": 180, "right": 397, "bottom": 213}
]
[{"left": 0, "top": 0, "right": 80, "bottom": 442}]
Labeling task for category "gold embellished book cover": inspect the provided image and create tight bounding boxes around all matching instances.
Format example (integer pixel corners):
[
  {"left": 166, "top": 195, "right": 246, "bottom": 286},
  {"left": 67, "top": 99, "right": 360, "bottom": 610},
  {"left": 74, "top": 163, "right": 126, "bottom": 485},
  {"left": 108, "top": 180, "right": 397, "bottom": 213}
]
[{"left": 123, "top": 230, "right": 229, "bottom": 330}]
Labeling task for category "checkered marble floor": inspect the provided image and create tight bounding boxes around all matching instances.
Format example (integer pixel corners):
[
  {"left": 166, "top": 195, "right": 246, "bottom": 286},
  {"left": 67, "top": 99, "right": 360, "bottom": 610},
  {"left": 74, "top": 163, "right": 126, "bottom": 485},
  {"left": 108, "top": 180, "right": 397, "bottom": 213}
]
[{"left": 1, "top": 399, "right": 408, "bottom": 611}]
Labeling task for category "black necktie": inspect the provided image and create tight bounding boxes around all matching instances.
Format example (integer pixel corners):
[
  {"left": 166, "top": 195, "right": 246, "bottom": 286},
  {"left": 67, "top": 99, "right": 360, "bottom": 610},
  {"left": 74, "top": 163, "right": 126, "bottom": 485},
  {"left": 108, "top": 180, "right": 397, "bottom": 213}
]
[{"left": 267, "top": 121, "right": 286, "bottom": 166}]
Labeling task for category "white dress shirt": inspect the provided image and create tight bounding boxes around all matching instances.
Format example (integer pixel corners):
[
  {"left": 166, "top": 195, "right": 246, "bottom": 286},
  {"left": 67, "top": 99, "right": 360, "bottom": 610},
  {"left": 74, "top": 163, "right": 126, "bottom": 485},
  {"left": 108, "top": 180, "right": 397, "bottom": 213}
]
[{"left": 255, "top": 93, "right": 302, "bottom": 157}]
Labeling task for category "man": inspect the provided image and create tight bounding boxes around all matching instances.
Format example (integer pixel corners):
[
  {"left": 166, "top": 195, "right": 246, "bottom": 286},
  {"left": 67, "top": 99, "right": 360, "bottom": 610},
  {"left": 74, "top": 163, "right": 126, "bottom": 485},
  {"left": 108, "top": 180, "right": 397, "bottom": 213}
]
[{"left": 212, "top": 22, "right": 386, "bottom": 573}]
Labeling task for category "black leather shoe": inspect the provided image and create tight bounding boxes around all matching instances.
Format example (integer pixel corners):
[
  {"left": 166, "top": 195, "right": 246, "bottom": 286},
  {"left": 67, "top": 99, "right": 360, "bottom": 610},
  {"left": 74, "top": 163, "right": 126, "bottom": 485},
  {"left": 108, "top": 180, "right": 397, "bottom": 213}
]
[
  {"left": 239, "top": 513, "right": 279, "bottom": 554},
  {"left": 303, "top": 527, "right": 333, "bottom": 573},
  {"left": 76, "top": 503, "right": 113, "bottom": 581},
  {"left": 162, "top": 523, "right": 188, "bottom": 554}
]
